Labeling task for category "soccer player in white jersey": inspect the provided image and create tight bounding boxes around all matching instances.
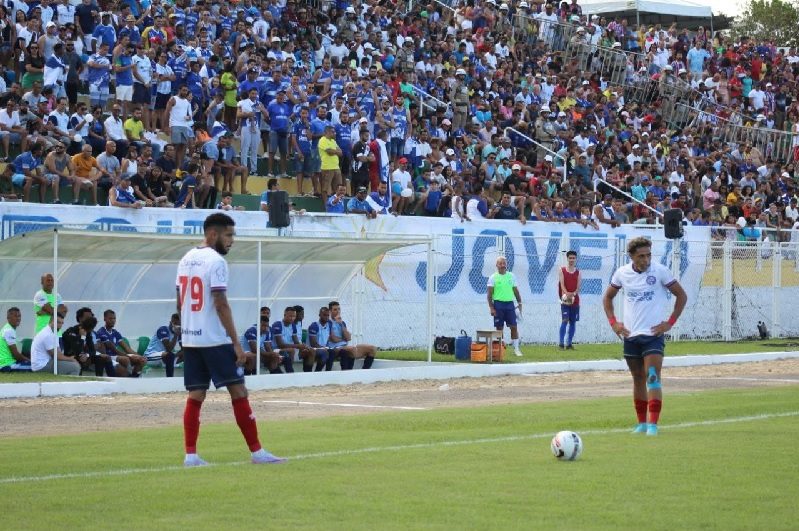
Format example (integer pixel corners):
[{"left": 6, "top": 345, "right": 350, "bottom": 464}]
[
  {"left": 602, "top": 237, "right": 687, "bottom": 436},
  {"left": 176, "top": 213, "right": 285, "bottom": 466}
]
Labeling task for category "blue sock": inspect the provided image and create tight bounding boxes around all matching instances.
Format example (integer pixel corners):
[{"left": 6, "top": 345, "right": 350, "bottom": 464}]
[
  {"left": 567, "top": 322, "right": 576, "bottom": 346},
  {"left": 559, "top": 321, "right": 567, "bottom": 346},
  {"left": 164, "top": 353, "right": 175, "bottom": 377}
]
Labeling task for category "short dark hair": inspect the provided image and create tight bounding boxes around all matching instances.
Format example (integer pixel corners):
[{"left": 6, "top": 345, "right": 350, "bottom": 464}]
[
  {"left": 7, "top": 307, "right": 20, "bottom": 315},
  {"left": 260, "top": 306, "right": 270, "bottom": 313},
  {"left": 627, "top": 236, "right": 651, "bottom": 256},
  {"left": 328, "top": 301, "right": 340, "bottom": 310},
  {"left": 566, "top": 250, "right": 577, "bottom": 258},
  {"left": 284, "top": 306, "right": 296, "bottom": 313},
  {"left": 103, "top": 309, "right": 115, "bottom": 318},
  {"left": 293, "top": 305, "right": 304, "bottom": 313},
  {"left": 203, "top": 213, "right": 235, "bottom": 233}
]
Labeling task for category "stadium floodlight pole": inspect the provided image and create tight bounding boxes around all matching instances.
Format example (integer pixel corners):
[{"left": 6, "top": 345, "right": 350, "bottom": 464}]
[
  {"left": 52, "top": 228, "right": 59, "bottom": 375},
  {"left": 256, "top": 240, "right": 262, "bottom": 375}
]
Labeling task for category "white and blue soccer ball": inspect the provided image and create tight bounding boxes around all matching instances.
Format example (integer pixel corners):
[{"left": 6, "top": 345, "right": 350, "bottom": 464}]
[{"left": 551, "top": 431, "right": 583, "bottom": 461}]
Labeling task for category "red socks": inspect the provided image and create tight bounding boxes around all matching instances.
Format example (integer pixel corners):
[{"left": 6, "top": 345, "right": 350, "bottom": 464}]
[
  {"left": 634, "top": 399, "right": 648, "bottom": 423},
  {"left": 183, "top": 398, "right": 203, "bottom": 454},
  {"left": 232, "top": 397, "right": 262, "bottom": 452},
  {"left": 648, "top": 399, "right": 662, "bottom": 425}
]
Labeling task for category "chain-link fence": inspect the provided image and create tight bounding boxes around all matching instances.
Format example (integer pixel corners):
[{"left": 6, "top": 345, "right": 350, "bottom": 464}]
[{"left": 424, "top": 231, "right": 799, "bottom": 347}]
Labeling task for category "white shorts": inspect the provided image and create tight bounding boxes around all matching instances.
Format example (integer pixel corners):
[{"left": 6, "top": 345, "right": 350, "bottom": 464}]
[{"left": 116, "top": 85, "right": 133, "bottom": 101}]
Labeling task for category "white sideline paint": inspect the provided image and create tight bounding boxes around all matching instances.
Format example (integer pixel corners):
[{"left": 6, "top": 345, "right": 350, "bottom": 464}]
[
  {"left": 261, "top": 400, "right": 428, "bottom": 410},
  {"left": 1, "top": 410, "right": 797, "bottom": 486},
  {"left": 1, "top": 351, "right": 798, "bottom": 399}
]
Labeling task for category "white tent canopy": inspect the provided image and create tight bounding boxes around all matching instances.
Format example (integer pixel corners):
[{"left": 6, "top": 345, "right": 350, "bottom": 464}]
[
  {"left": 0, "top": 229, "right": 435, "bottom": 374},
  {"left": 579, "top": 0, "right": 713, "bottom": 28}
]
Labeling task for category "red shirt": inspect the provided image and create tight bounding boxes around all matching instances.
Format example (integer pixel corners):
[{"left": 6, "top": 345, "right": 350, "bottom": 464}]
[{"left": 559, "top": 267, "right": 580, "bottom": 306}]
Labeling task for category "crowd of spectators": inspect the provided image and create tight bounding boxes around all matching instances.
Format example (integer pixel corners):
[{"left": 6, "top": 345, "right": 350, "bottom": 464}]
[{"left": 0, "top": 0, "right": 797, "bottom": 238}]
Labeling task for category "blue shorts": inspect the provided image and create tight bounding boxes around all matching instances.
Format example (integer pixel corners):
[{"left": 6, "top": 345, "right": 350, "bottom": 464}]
[
  {"left": 294, "top": 152, "right": 314, "bottom": 175},
  {"left": 391, "top": 181, "right": 402, "bottom": 195},
  {"left": 623, "top": 334, "right": 665, "bottom": 359},
  {"left": 493, "top": 300, "right": 517, "bottom": 328},
  {"left": 183, "top": 344, "right": 245, "bottom": 391},
  {"left": 309, "top": 150, "right": 321, "bottom": 173},
  {"left": 11, "top": 173, "right": 27, "bottom": 186},
  {"left": 561, "top": 304, "right": 580, "bottom": 322},
  {"left": 269, "top": 131, "right": 289, "bottom": 154}
]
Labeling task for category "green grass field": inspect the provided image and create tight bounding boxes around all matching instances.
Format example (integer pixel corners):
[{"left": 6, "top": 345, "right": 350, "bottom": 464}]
[
  {"left": 1, "top": 386, "right": 797, "bottom": 530},
  {"left": 388, "top": 338, "right": 799, "bottom": 363}
]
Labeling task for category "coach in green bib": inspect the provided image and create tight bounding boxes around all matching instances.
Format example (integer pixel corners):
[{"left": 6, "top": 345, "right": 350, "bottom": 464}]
[
  {"left": 33, "top": 273, "right": 63, "bottom": 335},
  {"left": 487, "top": 256, "right": 523, "bottom": 357}
]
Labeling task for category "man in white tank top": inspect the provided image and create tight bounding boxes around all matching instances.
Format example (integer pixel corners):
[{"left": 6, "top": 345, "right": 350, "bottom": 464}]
[
  {"left": 165, "top": 85, "right": 194, "bottom": 169},
  {"left": 602, "top": 237, "right": 687, "bottom": 437}
]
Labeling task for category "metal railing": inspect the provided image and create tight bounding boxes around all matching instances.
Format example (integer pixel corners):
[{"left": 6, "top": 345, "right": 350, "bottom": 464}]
[
  {"left": 596, "top": 178, "right": 663, "bottom": 220},
  {"left": 411, "top": 84, "right": 451, "bottom": 117},
  {"left": 504, "top": 126, "right": 567, "bottom": 183}
]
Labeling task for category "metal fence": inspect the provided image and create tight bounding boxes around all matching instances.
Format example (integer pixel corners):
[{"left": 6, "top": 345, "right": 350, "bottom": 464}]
[{"left": 428, "top": 231, "right": 799, "bottom": 345}]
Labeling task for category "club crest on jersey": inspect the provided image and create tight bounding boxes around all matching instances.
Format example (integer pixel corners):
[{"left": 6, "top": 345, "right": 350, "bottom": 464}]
[{"left": 646, "top": 275, "right": 656, "bottom": 285}]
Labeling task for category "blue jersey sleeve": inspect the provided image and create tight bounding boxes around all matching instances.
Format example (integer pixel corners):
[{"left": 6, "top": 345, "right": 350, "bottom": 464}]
[
  {"left": 308, "top": 322, "right": 319, "bottom": 337},
  {"left": 244, "top": 325, "right": 257, "bottom": 343}
]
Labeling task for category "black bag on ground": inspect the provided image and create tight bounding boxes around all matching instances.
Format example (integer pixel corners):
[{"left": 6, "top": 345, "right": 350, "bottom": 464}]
[{"left": 434, "top": 336, "right": 456, "bottom": 354}]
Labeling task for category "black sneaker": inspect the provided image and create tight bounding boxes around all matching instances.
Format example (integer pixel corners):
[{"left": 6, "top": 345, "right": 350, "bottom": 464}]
[
  {"left": 559, "top": 345, "right": 565, "bottom": 350},
  {"left": 566, "top": 345, "right": 574, "bottom": 350},
  {"left": 52, "top": 199, "right": 61, "bottom": 204},
  {"left": 71, "top": 200, "right": 80, "bottom": 205}
]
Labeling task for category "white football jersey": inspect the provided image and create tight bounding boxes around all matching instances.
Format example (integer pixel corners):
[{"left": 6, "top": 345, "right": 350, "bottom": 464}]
[
  {"left": 176, "top": 246, "right": 231, "bottom": 347},
  {"left": 610, "top": 262, "right": 676, "bottom": 338}
]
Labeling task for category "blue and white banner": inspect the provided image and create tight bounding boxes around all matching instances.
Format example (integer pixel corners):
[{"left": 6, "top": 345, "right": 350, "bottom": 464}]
[{"left": 0, "top": 204, "right": 711, "bottom": 346}]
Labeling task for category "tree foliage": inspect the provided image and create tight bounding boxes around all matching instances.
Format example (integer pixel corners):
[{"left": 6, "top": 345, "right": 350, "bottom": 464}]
[{"left": 731, "top": 0, "right": 799, "bottom": 48}]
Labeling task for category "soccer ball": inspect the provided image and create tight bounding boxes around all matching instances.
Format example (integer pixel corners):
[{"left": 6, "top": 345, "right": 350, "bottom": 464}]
[
  {"left": 551, "top": 431, "right": 583, "bottom": 461},
  {"left": 560, "top": 293, "right": 574, "bottom": 305}
]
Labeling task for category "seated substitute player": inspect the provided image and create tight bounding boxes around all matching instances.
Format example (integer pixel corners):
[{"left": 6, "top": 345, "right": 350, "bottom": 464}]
[
  {"left": 558, "top": 250, "right": 581, "bottom": 350},
  {"left": 328, "top": 301, "right": 377, "bottom": 370},
  {"left": 240, "top": 313, "right": 282, "bottom": 375},
  {"left": 61, "top": 307, "right": 111, "bottom": 376},
  {"left": 602, "top": 237, "right": 687, "bottom": 436},
  {"left": 142, "top": 313, "right": 183, "bottom": 377},
  {"left": 95, "top": 309, "right": 147, "bottom": 377},
  {"left": 487, "top": 256, "right": 523, "bottom": 357},
  {"left": 306, "top": 306, "right": 333, "bottom": 372},
  {"left": 0, "top": 307, "right": 31, "bottom": 372},
  {"left": 271, "top": 306, "right": 316, "bottom": 373}
]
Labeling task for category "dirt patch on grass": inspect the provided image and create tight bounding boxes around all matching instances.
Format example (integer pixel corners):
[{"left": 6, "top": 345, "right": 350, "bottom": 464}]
[{"left": 1, "top": 359, "right": 798, "bottom": 437}]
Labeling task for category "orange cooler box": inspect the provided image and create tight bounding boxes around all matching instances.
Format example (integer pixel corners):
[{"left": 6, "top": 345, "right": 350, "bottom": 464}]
[{"left": 470, "top": 341, "right": 504, "bottom": 363}]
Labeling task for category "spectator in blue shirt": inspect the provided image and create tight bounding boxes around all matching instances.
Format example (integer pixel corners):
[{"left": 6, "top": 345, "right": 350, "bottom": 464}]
[
  {"left": 326, "top": 183, "right": 347, "bottom": 213},
  {"left": 266, "top": 90, "right": 292, "bottom": 177},
  {"left": 347, "top": 186, "right": 376, "bottom": 218},
  {"left": 10, "top": 143, "right": 47, "bottom": 203}
]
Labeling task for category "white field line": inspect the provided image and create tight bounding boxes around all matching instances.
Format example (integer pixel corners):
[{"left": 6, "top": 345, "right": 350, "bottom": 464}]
[
  {"left": 1, "top": 411, "right": 797, "bottom": 486},
  {"left": 666, "top": 376, "right": 799, "bottom": 383},
  {"left": 260, "top": 400, "right": 428, "bottom": 410}
]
